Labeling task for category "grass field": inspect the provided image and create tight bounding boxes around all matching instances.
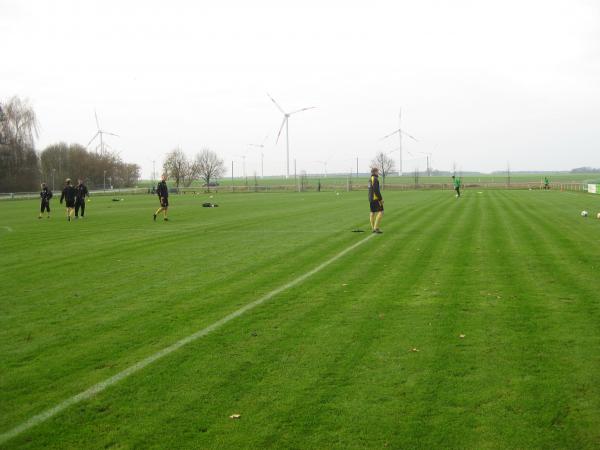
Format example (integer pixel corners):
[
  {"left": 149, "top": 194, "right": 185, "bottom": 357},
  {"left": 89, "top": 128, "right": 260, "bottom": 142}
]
[
  {"left": 135, "top": 172, "right": 600, "bottom": 189},
  {"left": 1, "top": 189, "right": 600, "bottom": 449}
]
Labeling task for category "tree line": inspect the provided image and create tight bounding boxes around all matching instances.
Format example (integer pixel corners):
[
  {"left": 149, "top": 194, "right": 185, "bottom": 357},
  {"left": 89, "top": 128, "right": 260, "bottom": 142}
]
[
  {"left": 162, "top": 147, "right": 225, "bottom": 191},
  {"left": 0, "top": 96, "right": 141, "bottom": 192}
]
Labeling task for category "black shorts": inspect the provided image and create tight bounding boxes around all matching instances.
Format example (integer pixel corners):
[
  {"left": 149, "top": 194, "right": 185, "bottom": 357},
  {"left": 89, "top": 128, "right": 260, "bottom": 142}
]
[
  {"left": 40, "top": 201, "right": 50, "bottom": 213},
  {"left": 370, "top": 200, "right": 384, "bottom": 213},
  {"left": 160, "top": 198, "right": 169, "bottom": 208},
  {"left": 65, "top": 201, "right": 75, "bottom": 208}
]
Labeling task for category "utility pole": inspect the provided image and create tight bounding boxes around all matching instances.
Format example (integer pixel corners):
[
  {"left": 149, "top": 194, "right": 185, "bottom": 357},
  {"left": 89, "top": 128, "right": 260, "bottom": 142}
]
[
  {"left": 398, "top": 109, "right": 402, "bottom": 176},
  {"left": 419, "top": 152, "right": 432, "bottom": 177},
  {"left": 261, "top": 152, "right": 264, "bottom": 179},
  {"left": 286, "top": 119, "right": 290, "bottom": 179},
  {"left": 356, "top": 157, "right": 359, "bottom": 178},
  {"left": 231, "top": 160, "right": 234, "bottom": 192}
]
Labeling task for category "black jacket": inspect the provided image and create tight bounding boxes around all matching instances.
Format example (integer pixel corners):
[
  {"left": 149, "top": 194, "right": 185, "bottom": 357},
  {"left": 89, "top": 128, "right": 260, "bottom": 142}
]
[
  {"left": 40, "top": 187, "right": 53, "bottom": 202},
  {"left": 157, "top": 181, "right": 168, "bottom": 199},
  {"left": 60, "top": 185, "right": 77, "bottom": 204},
  {"left": 76, "top": 184, "right": 89, "bottom": 200},
  {"left": 368, "top": 175, "right": 383, "bottom": 202}
]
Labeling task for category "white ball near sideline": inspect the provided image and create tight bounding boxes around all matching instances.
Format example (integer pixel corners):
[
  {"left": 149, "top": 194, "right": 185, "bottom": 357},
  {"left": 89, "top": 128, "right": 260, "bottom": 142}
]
[{"left": 581, "top": 211, "right": 588, "bottom": 217}]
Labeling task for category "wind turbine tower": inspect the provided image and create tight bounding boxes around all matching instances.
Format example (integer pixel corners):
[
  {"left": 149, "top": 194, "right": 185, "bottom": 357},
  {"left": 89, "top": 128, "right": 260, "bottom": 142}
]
[
  {"left": 248, "top": 134, "right": 269, "bottom": 178},
  {"left": 267, "top": 94, "right": 316, "bottom": 179},
  {"left": 380, "top": 108, "right": 418, "bottom": 176}
]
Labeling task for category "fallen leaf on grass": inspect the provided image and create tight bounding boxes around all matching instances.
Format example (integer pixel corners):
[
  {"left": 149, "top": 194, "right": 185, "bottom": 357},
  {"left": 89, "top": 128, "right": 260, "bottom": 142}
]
[
  {"left": 229, "top": 414, "right": 241, "bottom": 419},
  {"left": 409, "top": 348, "right": 420, "bottom": 352},
  {"left": 459, "top": 334, "right": 466, "bottom": 339}
]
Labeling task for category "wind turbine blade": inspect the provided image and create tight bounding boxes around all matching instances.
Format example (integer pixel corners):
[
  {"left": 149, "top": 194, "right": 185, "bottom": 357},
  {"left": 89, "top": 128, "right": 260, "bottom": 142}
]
[
  {"left": 380, "top": 129, "right": 400, "bottom": 140},
  {"left": 262, "top": 134, "right": 269, "bottom": 145},
  {"left": 267, "top": 93, "right": 286, "bottom": 114},
  {"left": 95, "top": 110, "right": 100, "bottom": 130},
  {"left": 289, "top": 106, "right": 316, "bottom": 115},
  {"left": 86, "top": 132, "right": 99, "bottom": 148},
  {"left": 401, "top": 130, "right": 418, "bottom": 142},
  {"left": 275, "top": 117, "right": 287, "bottom": 144},
  {"left": 103, "top": 132, "right": 119, "bottom": 137}
]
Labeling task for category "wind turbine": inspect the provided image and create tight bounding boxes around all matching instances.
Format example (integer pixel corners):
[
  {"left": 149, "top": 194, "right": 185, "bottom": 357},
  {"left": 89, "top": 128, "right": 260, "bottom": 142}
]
[
  {"left": 267, "top": 93, "right": 316, "bottom": 179},
  {"left": 380, "top": 109, "right": 418, "bottom": 176},
  {"left": 419, "top": 151, "right": 433, "bottom": 176},
  {"left": 315, "top": 160, "right": 328, "bottom": 178},
  {"left": 248, "top": 134, "right": 269, "bottom": 178},
  {"left": 87, "top": 110, "right": 119, "bottom": 155},
  {"left": 234, "top": 153, "right": 247, "bottom": 179}
]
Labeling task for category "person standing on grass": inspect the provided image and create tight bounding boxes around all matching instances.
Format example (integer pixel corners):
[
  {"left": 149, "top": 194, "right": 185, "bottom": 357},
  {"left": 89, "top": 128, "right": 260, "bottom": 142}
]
[
  {"left": 544, "top": 176, "right": 550, "bottom": 190},
  {"left": 60, "top": 178, "right": 77, "bottom": 222},
  {"left": 74, "top": 179, "right": 89, "bottom": 219},
  {"left": 368, "top": 167, "right": 384, "bottom": 234},
  {"left": 38, "top": 183, "right": 53, "bottom": 219},
  {"left": 452, "top": 175, "right": 462, "bottom": 198},
  {"left": 154, "top": 174, "right": 169, "bottom": 221}
]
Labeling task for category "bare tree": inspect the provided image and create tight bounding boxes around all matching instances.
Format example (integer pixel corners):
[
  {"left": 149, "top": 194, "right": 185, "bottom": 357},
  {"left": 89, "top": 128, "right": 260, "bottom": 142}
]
[
  {"left": 0, "top": 97, "right": 39, "bottom": 148},
  {"left": 163, "top": 148, "right": 188, "bottom": 189},
  {"left": 371, "top": 152, "right": 395, "bottom": 188},
  {"left": 183, "top": 157, "right": 201, "bottom": 187},
  {"left": 195, "top": 148, "right": 225, "bottom": 192},
  {"left": 40, "top": 143, "right": 140, "bottom": 189},
  {"left": 0, "top": 96, "right": 40, "bottom": 191}
]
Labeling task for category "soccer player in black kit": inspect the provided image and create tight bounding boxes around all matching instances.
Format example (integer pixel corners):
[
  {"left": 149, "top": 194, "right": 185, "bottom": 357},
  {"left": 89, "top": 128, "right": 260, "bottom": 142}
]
[
  {"left": 153, "top": 174, "right": 169, "bottom": 221},
  {"left": 368, "top": 167, "right": 384, "bottom": 234},
  {"left": 38, "top": 183, "right": 53, "bottom": 219},
  {"left": 60, "top": 178, "right": 77, "bottom": 222},
  {"left": 74, "top": 179, "right": 89, "bottom": 219}
]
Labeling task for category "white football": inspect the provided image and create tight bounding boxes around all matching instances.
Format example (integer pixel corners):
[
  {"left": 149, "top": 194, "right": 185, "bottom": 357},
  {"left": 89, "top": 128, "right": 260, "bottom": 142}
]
[
  {"left": 597, "top": 212, "right": 600, "bottom": 219},
  {"left": 581, "top": 211, "right": 588, "bottom": 217}
]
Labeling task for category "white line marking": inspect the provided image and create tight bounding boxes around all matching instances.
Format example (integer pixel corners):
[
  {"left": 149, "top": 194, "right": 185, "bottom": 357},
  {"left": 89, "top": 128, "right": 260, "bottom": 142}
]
[
  {"left": 2, "top": 226, "right": 13, "bottom": 232},
  {"left": 0, "top": 233, "right": 374, "bottom": 444}
]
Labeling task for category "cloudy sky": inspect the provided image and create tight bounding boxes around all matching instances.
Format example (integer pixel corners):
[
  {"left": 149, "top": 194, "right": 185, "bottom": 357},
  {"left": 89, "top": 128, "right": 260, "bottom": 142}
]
[{"left": 2, "top": 0, "right": 599, "bottom": 178}]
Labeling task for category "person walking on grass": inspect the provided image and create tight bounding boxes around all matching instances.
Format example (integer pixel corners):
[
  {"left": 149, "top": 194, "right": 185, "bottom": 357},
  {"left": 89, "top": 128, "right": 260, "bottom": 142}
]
[
  {"left": 60, "top": 178, "right": 77, "bottom": 222},
  {"left": 38, "top": 183, "right": 53, "bottom": 219},
  {"left": 452, "top": 175, "right": 462, "bottom": 198},
  {"left": 154, "top": 174, "right": 169, "bottom": 221},
  {"left": 368, "top": 167, "right": 384, "bottom": 234},
  {"left": 544, "top": 176, "right": 550, "bottom": 190},
  {"left": 74, "top": 179, "right": 89, "bottom": 219}
]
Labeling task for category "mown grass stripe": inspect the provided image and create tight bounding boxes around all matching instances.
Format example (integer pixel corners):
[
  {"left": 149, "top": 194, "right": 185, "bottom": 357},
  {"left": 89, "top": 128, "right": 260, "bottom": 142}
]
[{"left": 0, "top": 232, "right": 375, "bottom": 445}]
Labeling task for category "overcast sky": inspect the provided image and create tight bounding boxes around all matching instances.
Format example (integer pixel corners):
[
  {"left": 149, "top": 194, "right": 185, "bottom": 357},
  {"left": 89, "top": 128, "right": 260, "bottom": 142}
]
[{"left": 2, "top": 0, "right": 599, "bottom": 178}]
